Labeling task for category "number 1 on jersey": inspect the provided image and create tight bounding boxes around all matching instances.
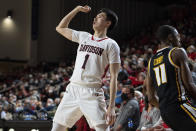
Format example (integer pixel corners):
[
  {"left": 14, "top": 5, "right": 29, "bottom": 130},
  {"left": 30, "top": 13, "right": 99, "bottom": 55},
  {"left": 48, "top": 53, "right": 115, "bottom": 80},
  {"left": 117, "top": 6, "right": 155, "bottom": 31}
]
[
  {"left": 153, "top": 63, "right": 167, "bottom": 86},
  {"left": 82, "top": 54, "right": 90, "bottom": 69}
]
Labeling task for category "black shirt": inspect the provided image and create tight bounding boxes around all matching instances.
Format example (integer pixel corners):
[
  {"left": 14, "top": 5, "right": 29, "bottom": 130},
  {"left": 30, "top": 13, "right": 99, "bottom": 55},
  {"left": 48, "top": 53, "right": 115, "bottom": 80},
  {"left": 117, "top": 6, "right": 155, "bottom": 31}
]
[{"left": 149, "top": 47, "right": 189, "bottom": 111}]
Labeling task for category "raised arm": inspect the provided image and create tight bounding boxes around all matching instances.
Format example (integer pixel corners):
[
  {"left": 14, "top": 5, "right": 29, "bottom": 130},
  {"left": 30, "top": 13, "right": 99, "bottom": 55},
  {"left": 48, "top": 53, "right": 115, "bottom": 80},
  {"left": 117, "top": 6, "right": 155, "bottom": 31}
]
[
  {"left": 56, "top": 5, "right": 91, "bottom": 41},
  {"left": 106, "top": 63, "right": 120, "bottom": 125},
  {"left": 171, "top": 48, "right": 196, "bottom": 100}
]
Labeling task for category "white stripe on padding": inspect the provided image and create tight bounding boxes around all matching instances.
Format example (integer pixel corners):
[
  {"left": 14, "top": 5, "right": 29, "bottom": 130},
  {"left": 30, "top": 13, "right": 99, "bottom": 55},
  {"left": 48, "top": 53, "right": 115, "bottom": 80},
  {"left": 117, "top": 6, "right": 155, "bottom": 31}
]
[
  {"left": 183, "top": 103, "right": 196, "bottom": 118},
  {"left": 177, "top": 69, "right": 186, "bottom": 101}
]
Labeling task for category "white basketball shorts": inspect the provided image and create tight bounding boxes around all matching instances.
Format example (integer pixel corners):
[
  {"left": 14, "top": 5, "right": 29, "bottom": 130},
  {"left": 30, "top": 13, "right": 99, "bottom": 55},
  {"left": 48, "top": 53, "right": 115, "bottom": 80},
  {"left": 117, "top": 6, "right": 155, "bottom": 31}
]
[{"left": 53, "top": 83, "right": 109, "bottom": 130}]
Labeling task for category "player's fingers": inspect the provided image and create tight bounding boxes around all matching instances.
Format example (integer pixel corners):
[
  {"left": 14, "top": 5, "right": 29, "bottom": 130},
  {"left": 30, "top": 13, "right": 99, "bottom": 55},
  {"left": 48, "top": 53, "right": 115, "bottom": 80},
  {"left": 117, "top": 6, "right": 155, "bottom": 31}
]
[
  {"left": 105, "top": 114, "right": 109, "bottom": 125},
  {"left": 87, "top": 7, "right": 91, "bottom": 12},
  {"left": 107, "top": 114, "right": 112, "bottom": 125},
  {"left": 105, "top": 113, "right": 109, "bottom": 120},
  {"left": 84, "top": 5, "right": 90, "bottom": 8},
  {"left": 104, "top": 113, "right": 107, "bottom": 120},
  {"left": 83, "top": 5, "right": 91, "bottom": 12},
  {"left": 109, "top": 115, "right": 113, "bottom": 125},
  {"left": 108, "top": 115, "right": 115, "bottom": 125},
  {"left": 110, "top": 119, "right": 114, "bottom": 125},
  {"left": 113, "top": 115, "right": 116, "bottom": 124},
  {"left": 112, "top": 115, "right": 116, "bottom": 125},
  {"left": 109, "top": 115, "right": 112, "bottom": 125}
]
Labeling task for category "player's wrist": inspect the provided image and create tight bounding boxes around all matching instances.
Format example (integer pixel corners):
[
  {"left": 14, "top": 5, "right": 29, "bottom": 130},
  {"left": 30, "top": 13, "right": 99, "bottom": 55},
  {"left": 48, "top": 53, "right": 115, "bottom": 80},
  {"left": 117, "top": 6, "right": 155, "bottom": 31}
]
[
  {"left": 75, "top": 6, "right": 82, "bottom": 12},
  {"left": 108, "top": 105, "right": 115, "bottom": 110}
]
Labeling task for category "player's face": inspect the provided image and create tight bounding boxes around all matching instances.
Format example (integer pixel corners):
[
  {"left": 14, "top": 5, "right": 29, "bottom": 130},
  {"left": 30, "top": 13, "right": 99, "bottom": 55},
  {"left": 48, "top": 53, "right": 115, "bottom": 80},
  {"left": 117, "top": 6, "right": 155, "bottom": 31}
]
[{"left": 93, "top": 12, "right": 110, "bottom": 31}]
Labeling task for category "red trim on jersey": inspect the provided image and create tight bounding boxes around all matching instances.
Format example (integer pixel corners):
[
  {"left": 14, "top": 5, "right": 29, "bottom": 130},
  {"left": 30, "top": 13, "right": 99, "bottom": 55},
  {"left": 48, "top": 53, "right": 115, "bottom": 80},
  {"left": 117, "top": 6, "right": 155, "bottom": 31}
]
[
  {"left": 91, "top": 35, "right": 108, "bottom": 42},
  {"left": 91, "top": 35, "right": 94, "bottom": 40},
  {"left": 101, "top": 64, "right": 110, "bottom": 79}
]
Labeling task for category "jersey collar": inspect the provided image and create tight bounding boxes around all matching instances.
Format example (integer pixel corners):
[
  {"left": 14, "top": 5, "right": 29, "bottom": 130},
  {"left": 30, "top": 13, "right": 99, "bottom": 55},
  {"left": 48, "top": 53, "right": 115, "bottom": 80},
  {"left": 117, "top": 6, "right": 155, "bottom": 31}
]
[
  {"left": 91, "top": 35, "right": 108, "bottom": 42},
  {"left": 157, "top": 46, "right": 170, "bottom": 52}
]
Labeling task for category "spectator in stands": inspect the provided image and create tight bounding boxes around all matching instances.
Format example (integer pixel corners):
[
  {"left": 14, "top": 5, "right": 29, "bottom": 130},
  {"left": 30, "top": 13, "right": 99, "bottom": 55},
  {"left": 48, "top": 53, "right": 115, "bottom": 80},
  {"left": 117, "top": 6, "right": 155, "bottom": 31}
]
[
  {"left": 114, "top": 87, "right": 140, "bottom": 131},
  {"left": 45, "top": 98, "right": 55, "bottom": 111},
  {"left": 54, "top": 98, "right": 61, "bottom": 106},
  {"left": 136, "top": 96, "right": 161, "bottom": 131},
  {"left": 129, "top": 72, "right": 145, "bottom": 87},
  {"left": 0, "top": 104, "right": 13, "bottom": 120},
  {"left": 15, "top": 100, "right": 23, "bottom": 113},
  {"left": 115, "top": 82, "right": 123, "bottom": 106},
  {"left": 187, "top": 45, "right": 196, "bottom": 60},
  {"left": 189, "top": 61, "right": 196, "bottom": 84},
  {"left": 0, "top": 104, "right": 4, "bottom": 119},
  {"left": 134, "top": 91, "right": 145, "bottom": 113}
]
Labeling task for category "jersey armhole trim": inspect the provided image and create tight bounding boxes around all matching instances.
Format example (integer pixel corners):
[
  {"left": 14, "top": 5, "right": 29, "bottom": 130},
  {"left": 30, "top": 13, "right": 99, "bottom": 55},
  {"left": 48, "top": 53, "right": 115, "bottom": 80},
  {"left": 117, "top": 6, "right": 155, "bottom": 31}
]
[{"left": 168, "top": 47, "right": 180, "bottom": 69}]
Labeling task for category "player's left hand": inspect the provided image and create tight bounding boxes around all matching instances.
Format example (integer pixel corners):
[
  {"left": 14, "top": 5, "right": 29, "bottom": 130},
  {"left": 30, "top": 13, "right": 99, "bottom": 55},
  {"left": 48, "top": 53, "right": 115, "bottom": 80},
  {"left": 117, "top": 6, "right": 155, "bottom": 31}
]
[
  {"left": 105, "top": 107, "right": 116, "bottom": 126},
  {"left": 77, "top": 5, "right": 91, "bottom": 13}
]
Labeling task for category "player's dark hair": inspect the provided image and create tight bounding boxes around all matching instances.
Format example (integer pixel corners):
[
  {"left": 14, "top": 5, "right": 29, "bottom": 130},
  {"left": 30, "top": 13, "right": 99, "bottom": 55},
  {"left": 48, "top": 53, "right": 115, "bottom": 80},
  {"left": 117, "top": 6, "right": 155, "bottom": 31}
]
[
  {"left": 156, "top": 25, "right": 177, "bottom": 42},
  {"left": 99, "top": 8, "right": 118, "bottom": 31}
]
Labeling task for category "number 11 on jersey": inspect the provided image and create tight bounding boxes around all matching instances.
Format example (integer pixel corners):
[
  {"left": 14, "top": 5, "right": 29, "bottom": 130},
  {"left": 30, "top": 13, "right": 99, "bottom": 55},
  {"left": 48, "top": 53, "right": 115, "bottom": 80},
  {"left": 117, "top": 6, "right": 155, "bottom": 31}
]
[
  {"left": 153, "top": 63, "right": 167, "bottom": 86},
  {"left": 82, "top": 54, "right": 90, "bottom": 69}
]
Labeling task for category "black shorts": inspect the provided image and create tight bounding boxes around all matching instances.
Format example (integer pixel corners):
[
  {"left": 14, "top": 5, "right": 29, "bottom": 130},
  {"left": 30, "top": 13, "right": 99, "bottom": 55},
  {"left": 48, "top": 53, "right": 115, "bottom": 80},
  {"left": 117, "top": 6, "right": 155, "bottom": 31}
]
[{"left": 161, "top": 103, "right": 196, "bottom": 131}]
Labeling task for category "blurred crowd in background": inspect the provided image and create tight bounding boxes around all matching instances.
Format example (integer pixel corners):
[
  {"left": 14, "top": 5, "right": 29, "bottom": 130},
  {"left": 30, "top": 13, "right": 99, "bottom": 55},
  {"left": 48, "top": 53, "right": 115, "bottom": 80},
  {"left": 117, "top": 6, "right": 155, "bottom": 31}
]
[{"left": 0, "top": 5, "right": 196, "bottom": 131}]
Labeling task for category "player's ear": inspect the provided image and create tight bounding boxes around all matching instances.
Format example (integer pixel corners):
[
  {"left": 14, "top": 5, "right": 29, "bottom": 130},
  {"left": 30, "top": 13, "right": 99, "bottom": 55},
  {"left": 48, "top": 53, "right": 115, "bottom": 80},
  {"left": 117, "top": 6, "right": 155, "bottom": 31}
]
[
  {"left": 168, "top": 34, "right": 173, "bottom": 41},
  {"left": 106, "top": 21, "right": 111, "bottom": 28}
]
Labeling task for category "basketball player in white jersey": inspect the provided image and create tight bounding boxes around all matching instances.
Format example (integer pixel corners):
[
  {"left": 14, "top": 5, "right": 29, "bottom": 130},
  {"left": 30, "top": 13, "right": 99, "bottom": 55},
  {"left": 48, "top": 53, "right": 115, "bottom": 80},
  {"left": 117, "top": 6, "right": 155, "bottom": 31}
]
[{"left": 51, "top": 5, "right": 121, "bottom": 131}]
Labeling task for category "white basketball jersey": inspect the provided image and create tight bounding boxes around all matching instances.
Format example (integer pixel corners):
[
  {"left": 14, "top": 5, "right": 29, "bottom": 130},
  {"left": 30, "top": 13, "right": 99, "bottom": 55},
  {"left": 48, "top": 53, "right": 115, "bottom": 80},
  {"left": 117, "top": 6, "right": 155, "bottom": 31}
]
[{"left": 70, "top": 30, "right": 121, "bottom": 87}]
